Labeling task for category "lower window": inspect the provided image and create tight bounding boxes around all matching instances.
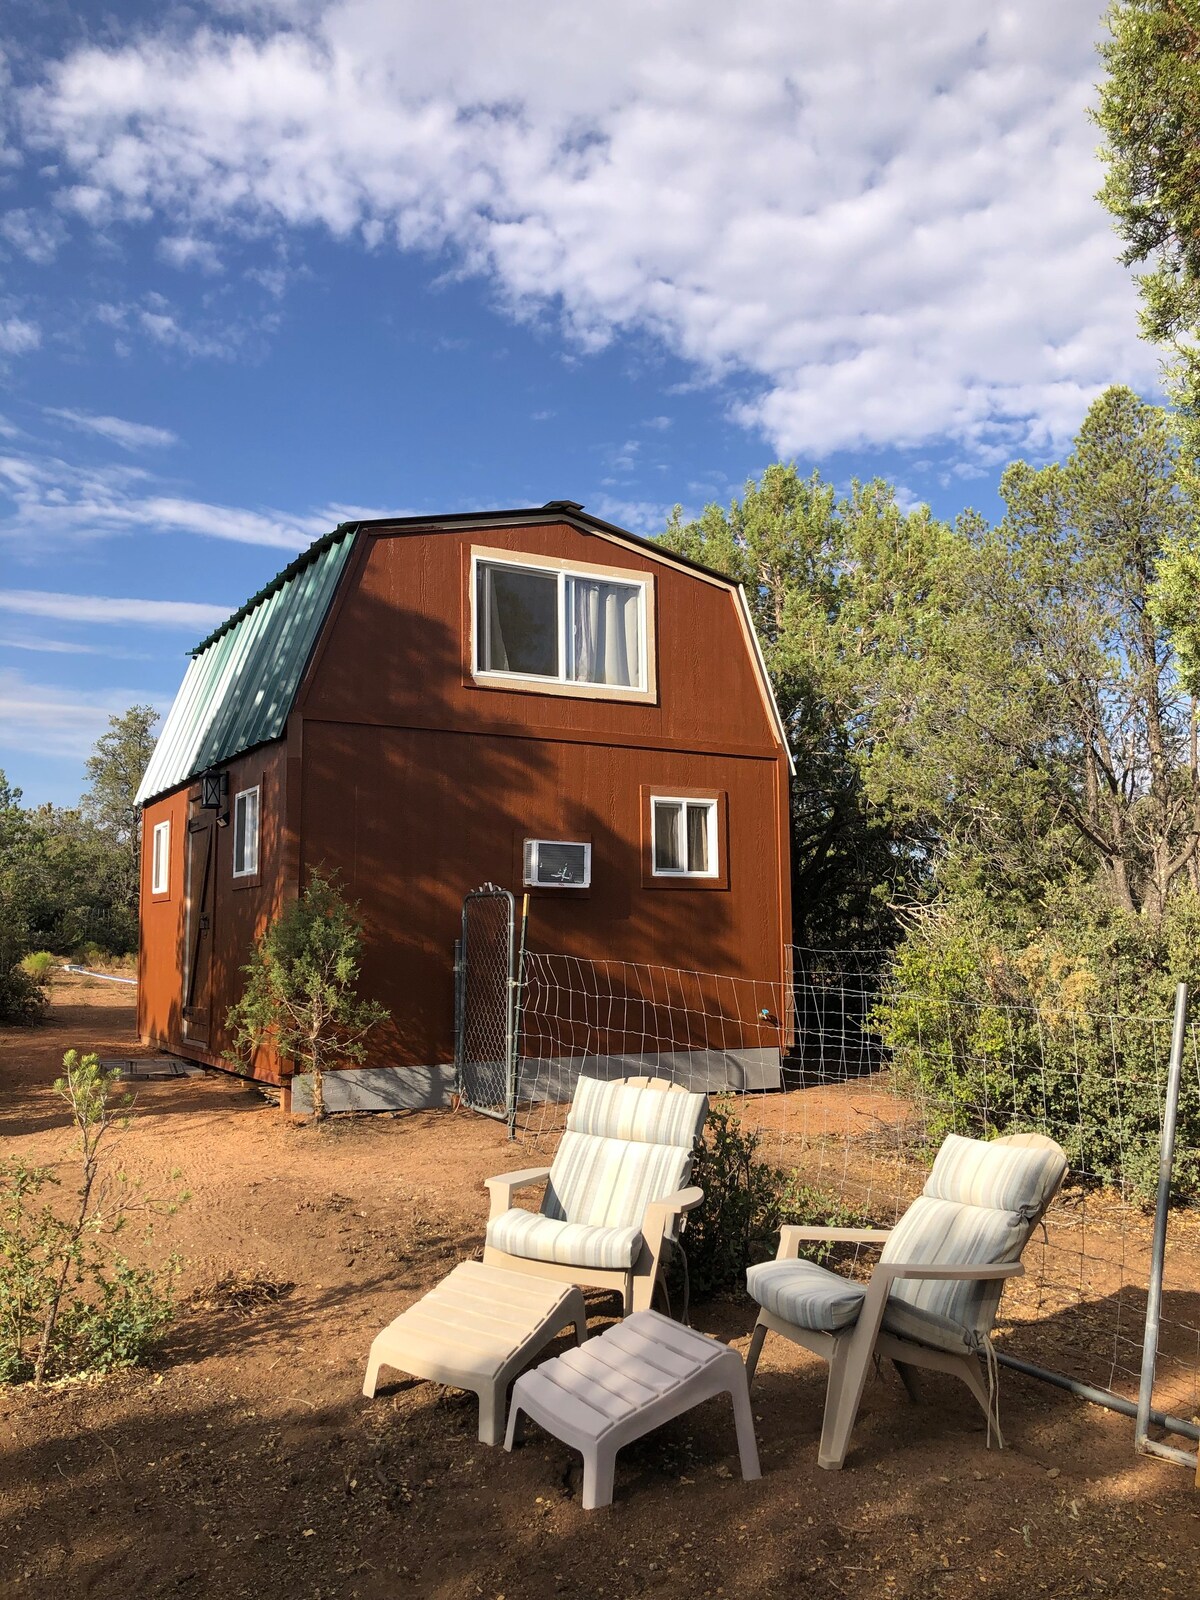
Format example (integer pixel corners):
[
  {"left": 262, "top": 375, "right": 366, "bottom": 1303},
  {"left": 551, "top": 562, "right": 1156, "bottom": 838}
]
[
  {"left": 651, "top": 796, "right": 717, "bottom": 877},
  {"left": 233, "top": 786, "right": 260, "bottom": 877}
]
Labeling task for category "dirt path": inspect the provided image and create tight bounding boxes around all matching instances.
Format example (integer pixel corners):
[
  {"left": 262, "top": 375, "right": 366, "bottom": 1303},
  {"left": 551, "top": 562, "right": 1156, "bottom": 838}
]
[{"left": 2, "top": 978, "right": 1199, "bottom": 1599}]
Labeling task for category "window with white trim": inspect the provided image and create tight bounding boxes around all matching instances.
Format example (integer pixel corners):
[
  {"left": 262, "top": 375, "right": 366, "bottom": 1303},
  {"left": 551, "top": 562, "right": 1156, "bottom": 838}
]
[
  {"left": 151, "top": 819, "right": 170, "bottom": 895},
  {"left": 233, "top": 786, "right": 260, "bottom": 877},
  {"left": 651, "top": 796, "right": 718, "bottom": 877},
  {"left": 474, "top": 554, "right": 648, "bottom": 691}
]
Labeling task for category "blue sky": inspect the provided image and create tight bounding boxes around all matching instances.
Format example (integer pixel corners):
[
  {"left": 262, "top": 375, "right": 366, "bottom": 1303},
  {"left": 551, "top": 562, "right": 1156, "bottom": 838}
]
[{"left": 0, "top": 1, "right": 1158, "bottom": 806}]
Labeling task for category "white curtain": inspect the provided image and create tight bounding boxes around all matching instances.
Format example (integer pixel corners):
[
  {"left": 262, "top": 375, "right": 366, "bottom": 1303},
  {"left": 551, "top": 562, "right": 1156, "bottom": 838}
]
[
  {"left": 485, "top": 571, "right": 510, "bottom": 670},
  {"left": 571, "top": 578, "right": 641, "bottom": 687},
  {"left": 654, "top": 801, "right": 682, "bottom": 871}
]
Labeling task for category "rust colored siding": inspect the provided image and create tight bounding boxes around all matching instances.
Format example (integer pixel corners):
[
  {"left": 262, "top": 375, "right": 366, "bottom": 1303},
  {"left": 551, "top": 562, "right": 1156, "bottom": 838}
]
[
  {"left": 298, "top": 520, "right": 781, "bottom": 759},
  {"left": 298, "top": 724, "right": 786, "bottom": 1072},
  {"left": 138, "top": 743, "right": 289, "bottom": 1078}
]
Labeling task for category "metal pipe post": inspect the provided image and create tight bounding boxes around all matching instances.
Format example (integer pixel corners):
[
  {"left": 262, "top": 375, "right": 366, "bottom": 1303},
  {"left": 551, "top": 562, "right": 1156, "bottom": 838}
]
[{"left": 1135, "top": 980, "right": 1189, "bottom": 1454}]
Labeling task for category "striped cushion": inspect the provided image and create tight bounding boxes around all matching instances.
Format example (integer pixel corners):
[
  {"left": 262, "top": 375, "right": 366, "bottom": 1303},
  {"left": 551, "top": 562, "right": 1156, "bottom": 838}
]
[
  {"left": 879, "top": 1136, "right": 1067, "bottom": 1354},
  {"left": 747, "top": 1258, "right": 866, "bottom": 1332},
  {"left": 543, "top": 1130, "right": 692, "bottom": 1230},
  {"left": 922, "top": 1134, "right": 1067, "bottom": 1218},
  {"left": 566, "top": 1077, "right": 708, "bottom": 1147},
  {"left": 544, "top": 1077, "right": 709, "bottom": 1231},
  {"left": 486, "top": 1207, "right": 643, "bottom": 1270},
  {"left": 879, "top": 1196, "right": 1022, "bottom": 1353}
]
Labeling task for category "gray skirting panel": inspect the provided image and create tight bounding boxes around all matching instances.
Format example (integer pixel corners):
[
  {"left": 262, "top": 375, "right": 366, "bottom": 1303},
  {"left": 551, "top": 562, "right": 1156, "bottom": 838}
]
[{"left": 289, "top": 1047, "right": 781, "bottom": 1115}]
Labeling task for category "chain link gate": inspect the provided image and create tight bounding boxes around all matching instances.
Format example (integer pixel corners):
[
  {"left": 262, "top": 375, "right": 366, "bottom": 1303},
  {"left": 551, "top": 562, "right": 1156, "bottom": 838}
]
[{"left": 454, "top": 884, "right": 525, "bottom": 1135}]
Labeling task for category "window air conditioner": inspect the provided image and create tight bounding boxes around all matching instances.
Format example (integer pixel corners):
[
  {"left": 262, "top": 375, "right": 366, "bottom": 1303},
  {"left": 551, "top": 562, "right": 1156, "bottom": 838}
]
[{"left": 523, "top": 839, "right": 591, "bottom": 888}]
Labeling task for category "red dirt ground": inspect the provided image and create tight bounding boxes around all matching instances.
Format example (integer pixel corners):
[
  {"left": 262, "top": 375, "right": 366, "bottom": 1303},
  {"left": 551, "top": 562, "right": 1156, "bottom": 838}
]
[{"left": 2, "top": 977, "right": 1200, "bottom": 1600}]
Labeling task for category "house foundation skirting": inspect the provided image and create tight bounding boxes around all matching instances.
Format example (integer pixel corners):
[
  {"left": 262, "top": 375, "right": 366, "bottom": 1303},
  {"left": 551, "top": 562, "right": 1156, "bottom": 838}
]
[{"left": 289, "top": 1047, "right": 782, "bottom": 1115}]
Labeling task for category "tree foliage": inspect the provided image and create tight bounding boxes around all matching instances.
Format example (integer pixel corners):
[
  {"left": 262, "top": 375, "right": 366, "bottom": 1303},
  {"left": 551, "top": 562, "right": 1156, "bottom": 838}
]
[
  {"left": 1096, "top": 0, "right": 1200, "bottom": 420},
  {"left": 0, "top": 706, "right": 159, "bottom": 1007},
  {"left": 225, "top": 870, "right": 390, "bottom": 1121}
]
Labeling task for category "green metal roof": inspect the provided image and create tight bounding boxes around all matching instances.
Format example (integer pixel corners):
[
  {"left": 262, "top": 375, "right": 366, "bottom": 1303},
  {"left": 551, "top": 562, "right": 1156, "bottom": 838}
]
[{"left": 135, "top": 524, "right": 358, "bottom": 806}]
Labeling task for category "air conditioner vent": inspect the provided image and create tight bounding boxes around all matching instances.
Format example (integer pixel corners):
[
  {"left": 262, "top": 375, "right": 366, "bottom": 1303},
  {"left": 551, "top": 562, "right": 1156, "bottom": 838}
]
[{"left": 523, "top": 839, "right": 591, "bottom": 888}]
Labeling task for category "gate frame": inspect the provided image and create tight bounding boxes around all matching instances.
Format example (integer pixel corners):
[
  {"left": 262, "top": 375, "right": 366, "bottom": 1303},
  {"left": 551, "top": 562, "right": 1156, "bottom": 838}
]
[{"left": 454, "top": 883, "right": 525, "bottom": 1136}]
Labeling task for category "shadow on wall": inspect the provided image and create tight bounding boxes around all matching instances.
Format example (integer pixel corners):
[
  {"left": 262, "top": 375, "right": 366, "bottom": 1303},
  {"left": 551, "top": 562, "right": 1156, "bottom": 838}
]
[{"left": 290, "top": 580, "right": 749, "bottom": 1074}]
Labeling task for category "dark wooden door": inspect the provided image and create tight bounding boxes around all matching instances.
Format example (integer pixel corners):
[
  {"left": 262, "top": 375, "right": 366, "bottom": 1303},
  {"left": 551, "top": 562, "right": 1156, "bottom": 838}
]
[{"left": 182, "top": 808, "right": 217, "bottom": 1047}]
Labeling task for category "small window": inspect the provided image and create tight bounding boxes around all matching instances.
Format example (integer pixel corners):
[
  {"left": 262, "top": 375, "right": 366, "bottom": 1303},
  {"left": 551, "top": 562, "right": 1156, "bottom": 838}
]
[
  {"left": 233, "top": 786, "right": 260, "bottom": 877},
  {"left": 151, "top": 819, "right": 170, "bottom": 895},
  {"left": 651, "top": 797, "right": 717, "bottom": 877},
  {"left": 474, "top": 555, "right": 648, "bottom": 692},
  {"left": 524, "top": 839, "right": 592, "bottom": 888}
]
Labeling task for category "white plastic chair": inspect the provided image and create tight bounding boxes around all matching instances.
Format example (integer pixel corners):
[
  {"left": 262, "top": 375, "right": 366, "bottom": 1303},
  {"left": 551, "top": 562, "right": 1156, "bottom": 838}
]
[
  {"left": 745, "top": 1132, "right": 1068, "bottom": 1469},
  {"left": 483, "top": 1075, "right": 708, "bottom": 1314}
]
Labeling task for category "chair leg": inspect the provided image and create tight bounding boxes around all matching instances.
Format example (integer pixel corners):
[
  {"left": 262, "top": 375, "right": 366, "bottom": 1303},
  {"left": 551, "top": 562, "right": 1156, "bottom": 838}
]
[
  {"left": 893, "top": 1360, "right": 921, "bottom": 1404},
  {"left": 581, "top": 1443, "right": 617, "bottom": 1510},
  {"left": 477, "top": 1384, "right": 504, "bottom": 1447},
  {"left": 504, "top": 1401, "right": 526, "bottom": 1453},
  {"left": 630, "top": 1269, "right": 655, "bottom": 1313},
  {"left": 722, "top": 1355, "right": 762, "bottom": 1481},
  {"left": 817, "top": 1337, "right": 874, "bottom": 1472},
  {"left": 745, "top": 1318, "right": 769, "bottom": 1387},
  {"left": 361, "top": 1349, "right": 383, "bottom": 1399}
]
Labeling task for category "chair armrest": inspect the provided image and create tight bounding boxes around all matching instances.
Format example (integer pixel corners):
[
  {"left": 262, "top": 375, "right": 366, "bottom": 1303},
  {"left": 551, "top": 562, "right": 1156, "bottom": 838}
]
[
  {"left": 873, "top": 1260, "right": 1025, "bottom": 1286},
  {"left": 777, "top": 1226, "right": 892, "bottom": 1260},
  {"left": 643, "top": 1185, "right": 705, "bottom": 1223},
  {"left": 639, "top": 1186, "right": 705, "bottom": 1266},
  {"left": 484, "top": 1166, "right": 551, "bottom": 1222}
]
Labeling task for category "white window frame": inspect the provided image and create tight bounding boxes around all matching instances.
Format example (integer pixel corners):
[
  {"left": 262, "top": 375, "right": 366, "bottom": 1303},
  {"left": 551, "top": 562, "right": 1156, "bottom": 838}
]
[
  {"left": 151, "top": 819, "right": 170, "bottom": 895},
  {"left": 650, "top": 795, "right": 719, "bottom": 879},
  {"left": 523, "top": 838, "right": 593, "bottom": 889},
  {"left": 470, "top": 548, "right": 653, "bottom": 699},
  {"left": 232, "top": 786, "right": 260, "bottom": 878}
]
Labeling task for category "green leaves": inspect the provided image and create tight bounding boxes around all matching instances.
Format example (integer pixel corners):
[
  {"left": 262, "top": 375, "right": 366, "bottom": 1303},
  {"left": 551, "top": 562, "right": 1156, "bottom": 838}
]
[
  {"left": 1096, "top": 1, "right": 1200, "bottom": 425},
  {"left": 225, "top": 869, "right": 389, "bottom": 1120}
]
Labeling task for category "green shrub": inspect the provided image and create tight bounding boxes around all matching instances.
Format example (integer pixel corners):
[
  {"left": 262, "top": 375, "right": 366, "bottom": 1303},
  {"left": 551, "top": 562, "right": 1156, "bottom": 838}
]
[
  {"left": 873, "top": 896, "right": 1200, "bottom": 1203},
  {"left": 71, "top": 941, "right": 109, "bottom": 970},
  {"left": 682, "top": 1097, "right": 872, "bottom": 1298},
  {"left": 0, "top": 963, "right": 47, "bottom": 1025},
  {"left": 19, "top": 951, "right": 58, "bottom": 984},
  {"left": 226, "top": 869, "right": 389, "bottom": 1120},
  {"left": 0, "top": 1051, "right": 183, "bottom": 1385}
]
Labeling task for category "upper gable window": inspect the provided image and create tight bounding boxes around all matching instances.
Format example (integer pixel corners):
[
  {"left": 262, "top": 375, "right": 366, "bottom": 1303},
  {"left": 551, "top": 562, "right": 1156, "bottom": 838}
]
[{"left": 472, "top": 549, "right": 653, "bottom": 698}]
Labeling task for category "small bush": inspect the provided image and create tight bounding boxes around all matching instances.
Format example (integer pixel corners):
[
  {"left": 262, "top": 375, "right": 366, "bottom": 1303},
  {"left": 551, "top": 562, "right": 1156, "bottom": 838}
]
[
  {"left": 873, "top": 900, "right": 1200, "bottom": 1203},
  {"left": 682, "top": 1097, "right": 872, "bottom": 1298},
  {"left": 0, "top": 962, "right": 48, "bottom": 1025},
  {"left": 0, "top": 1050, "right": 184, "bottom": 1385},
  {"left": 20, "top": 951, "right": 58, "bottom": 985},
  {"left": 70, "top": 941, "right": 109, "bottom": 970}
]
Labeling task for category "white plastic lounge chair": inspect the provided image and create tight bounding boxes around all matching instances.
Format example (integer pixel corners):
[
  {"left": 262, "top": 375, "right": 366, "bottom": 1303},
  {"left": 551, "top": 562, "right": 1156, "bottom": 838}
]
[
  {"left": 483, "top": 1075, "right": 708, "bottom": 1315},
  {"left": 744, "top": 1131, "right": 1068, "bottom": 1470}
]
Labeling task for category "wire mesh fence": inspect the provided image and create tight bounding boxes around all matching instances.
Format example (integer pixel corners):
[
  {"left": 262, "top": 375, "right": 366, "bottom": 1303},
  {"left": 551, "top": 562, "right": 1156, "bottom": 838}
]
[
  {"left": 510, "top": 944, "right": 1200, "bottom": 1440},
  {"left": 454, "top": 885, "right": 517, "bottom": 1123}
]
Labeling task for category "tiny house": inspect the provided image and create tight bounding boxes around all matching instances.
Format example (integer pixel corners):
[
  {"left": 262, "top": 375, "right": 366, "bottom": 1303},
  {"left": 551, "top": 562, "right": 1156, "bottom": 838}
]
[{"left": 136, "top": 503, "right": 793, "bottom": 1108}]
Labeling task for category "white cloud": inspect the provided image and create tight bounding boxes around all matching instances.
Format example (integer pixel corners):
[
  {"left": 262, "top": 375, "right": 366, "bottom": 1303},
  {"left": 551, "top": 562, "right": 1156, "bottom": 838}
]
[
  {"left": 17, "top": 1, "right": 1157, "bottom": 464},
  {"left": 0, "top": 318, "right": 40, "bottom": 355},
  {"left": 0, "top": 589, "right": 233, "bottom": 629},
  {"left": 158, "top": 233, "right": 223, "bottom": 272},
  {"left": 45, "top": 406, "right": 178, "bottom": 451},
  {"left": 0, "top": 668, "right": 169, "bottom": 761},
  {"left": 0, "top": 632, "right": 152, "bottom": 659},
  {"left": 591, "top": 495, "right": 678, "bottom": 536},
  {"left": 0, "top": 207, "right": 68, "bottom": 264},
  {"left": 0, "top": 444, "right": 323, "bottom": 551}
]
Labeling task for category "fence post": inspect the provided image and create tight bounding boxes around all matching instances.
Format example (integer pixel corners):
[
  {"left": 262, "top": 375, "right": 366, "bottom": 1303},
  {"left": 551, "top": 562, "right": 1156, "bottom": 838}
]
[{"left": 1135, "top": 979, "right": 1195, "bottom": 1467}]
